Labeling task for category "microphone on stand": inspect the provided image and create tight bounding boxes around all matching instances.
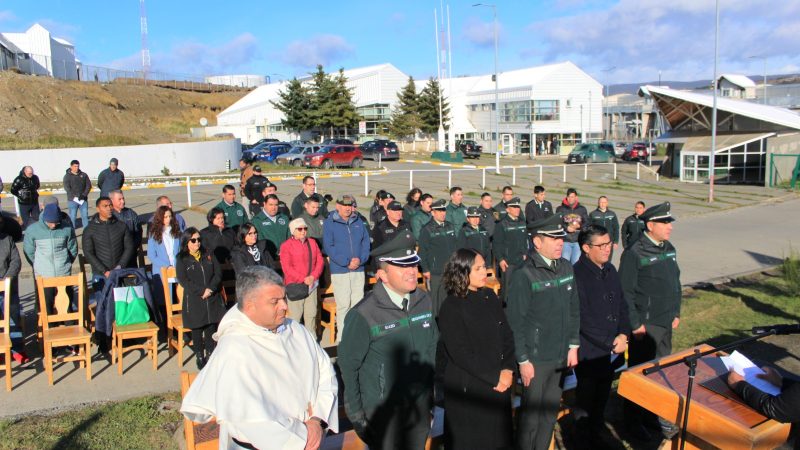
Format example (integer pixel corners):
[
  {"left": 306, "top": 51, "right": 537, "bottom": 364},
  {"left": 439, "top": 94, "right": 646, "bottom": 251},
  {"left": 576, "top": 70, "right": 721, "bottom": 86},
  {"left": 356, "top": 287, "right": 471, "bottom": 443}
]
[{"left": 751, "top": 323, "right": 800, "bottom": 335}]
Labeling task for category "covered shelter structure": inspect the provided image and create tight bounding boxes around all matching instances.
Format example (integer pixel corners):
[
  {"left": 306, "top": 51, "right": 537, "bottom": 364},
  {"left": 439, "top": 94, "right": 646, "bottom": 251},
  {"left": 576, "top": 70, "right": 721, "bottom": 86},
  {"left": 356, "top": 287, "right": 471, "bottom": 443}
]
[{"left": 640, "top": 85, "right": 800, "bottom": 186}]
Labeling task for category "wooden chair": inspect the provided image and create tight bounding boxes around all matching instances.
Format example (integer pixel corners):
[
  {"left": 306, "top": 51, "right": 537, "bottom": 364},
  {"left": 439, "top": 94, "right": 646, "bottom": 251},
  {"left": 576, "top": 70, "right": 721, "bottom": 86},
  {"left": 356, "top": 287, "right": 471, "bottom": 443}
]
[
  {"left": 162, "top": 266, "right": 191, "bottom": 367},
  {"left": 76, "top": 254, "right": 96, "bottom": 332},
  {"left": 1, "top": 277, "right": 13, "bottom": 391},
  {"left": 219, "top": 262, "right": 237, "bottom": 307},
  {"left": 36, "top": 274, "right": 92, "bottom": 385},
  {"left": 180, "top": 371, "right": 219, "bottom": 450},
  {"left": 111, "top": 277, "right": 158, "bottom": 375},
  {"left": 319, "top": 283, "right": 337, "bottom": 345}
]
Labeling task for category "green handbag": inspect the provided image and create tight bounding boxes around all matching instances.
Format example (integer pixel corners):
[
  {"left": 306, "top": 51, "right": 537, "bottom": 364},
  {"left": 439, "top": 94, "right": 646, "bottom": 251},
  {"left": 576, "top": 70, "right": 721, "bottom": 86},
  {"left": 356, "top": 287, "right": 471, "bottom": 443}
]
[{"left": 113, "top": 285, "right": 151, "bottom": 326}]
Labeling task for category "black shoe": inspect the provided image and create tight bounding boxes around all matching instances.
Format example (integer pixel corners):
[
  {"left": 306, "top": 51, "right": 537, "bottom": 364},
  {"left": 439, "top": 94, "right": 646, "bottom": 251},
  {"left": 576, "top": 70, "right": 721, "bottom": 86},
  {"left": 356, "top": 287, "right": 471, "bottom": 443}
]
[
  {"left": 661, "top": 423, "right": 680, "bottom": 440},
  {"left": 626, "top": 422, "right": 652, "bottom": 441},
  {"left": 196, "top": 355, "right": 206, "bottom": 370}
]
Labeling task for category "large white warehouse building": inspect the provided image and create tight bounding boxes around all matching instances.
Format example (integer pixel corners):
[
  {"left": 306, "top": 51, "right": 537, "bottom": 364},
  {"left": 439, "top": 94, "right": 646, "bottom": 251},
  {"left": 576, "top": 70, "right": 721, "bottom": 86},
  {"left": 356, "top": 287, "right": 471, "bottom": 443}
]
[{"left": 205, "top": 61, "right": 603, "bottom": 155}]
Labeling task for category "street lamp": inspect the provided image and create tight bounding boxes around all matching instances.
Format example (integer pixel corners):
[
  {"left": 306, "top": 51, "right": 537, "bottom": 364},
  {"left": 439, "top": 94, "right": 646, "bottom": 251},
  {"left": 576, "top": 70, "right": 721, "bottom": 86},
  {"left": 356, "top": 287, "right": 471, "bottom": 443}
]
[
  {"left": 473, "top": 3, "right": 500, "bottom": 174},
  {"left": 601, "top": 66, "right": 616, "bottom": 140},
  {"left": 709, "top": 0, "right": 720, "bottom": 204},
  {"left": 748, "top": 55, "right": 767, "bottom": 105}
]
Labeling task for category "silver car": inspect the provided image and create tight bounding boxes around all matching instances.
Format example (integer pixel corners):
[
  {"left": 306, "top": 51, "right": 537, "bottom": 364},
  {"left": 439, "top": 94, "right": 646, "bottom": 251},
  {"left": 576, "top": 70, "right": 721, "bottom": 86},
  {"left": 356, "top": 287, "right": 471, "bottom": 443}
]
[{"left": 274, "top": 145, "right": 322, "bottom": 167}]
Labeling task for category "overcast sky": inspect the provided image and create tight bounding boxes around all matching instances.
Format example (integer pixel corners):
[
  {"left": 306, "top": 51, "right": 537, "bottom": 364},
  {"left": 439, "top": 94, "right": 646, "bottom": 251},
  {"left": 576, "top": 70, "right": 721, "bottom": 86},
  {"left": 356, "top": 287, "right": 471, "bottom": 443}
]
[{"left": 1, "top": 0, "right": 797, "bottom": 85}]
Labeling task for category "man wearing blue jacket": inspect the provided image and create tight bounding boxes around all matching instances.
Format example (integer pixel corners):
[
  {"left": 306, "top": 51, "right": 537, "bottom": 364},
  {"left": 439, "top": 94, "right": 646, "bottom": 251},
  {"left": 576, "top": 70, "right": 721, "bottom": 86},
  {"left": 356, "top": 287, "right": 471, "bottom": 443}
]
[{"left": 323, "top": 194, "right": 370, "bottom": 343}]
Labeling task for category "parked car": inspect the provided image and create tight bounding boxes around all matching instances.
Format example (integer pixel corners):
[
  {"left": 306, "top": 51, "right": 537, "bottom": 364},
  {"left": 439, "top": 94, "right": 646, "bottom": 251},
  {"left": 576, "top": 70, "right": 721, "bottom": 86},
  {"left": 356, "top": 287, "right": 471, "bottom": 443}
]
[
  {"left": 622, "top": 143, "right": 650, "bottom": 161},
  {"left": 614, "top": 141, "right": 628, "bottom": 157},
  {"left": 274, "top": 145, "right": 322, "bottom": 166},
  {"left": 321, "top": 138, "right": 354, "bottom": 145},
  {"left": 360, "top": 140, "right": 400, "bottom": 161},
  {"left": 252, "top": 143, "right": 293, "bottom": 163},
  {"left": 455, "top": 140, "right": 483, "bottom": 159},
  {"left": 242, "top": 138, "right": 279, "bottom": 150},
  {"left": 304, "top": 145, "right": 363, "bottom": 169},
  {"left": 566, "top": 143, "right": 615, "bottom": 164}
]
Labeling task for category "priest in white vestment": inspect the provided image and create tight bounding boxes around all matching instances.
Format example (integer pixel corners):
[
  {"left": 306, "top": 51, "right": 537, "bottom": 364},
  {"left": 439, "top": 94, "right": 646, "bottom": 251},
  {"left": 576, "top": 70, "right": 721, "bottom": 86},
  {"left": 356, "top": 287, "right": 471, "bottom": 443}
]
[{"left": 181, "top": 266, "right": 338, "bottom": 450}]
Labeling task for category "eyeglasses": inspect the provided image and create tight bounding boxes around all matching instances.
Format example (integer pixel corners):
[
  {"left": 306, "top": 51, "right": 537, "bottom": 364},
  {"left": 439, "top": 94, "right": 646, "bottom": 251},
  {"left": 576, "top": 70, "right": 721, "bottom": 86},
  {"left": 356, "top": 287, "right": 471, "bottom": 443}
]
[
  {"left": 246, "top": 231, "right": 258, "bottom": 236},
  {"left": 588, "top": 241, "right": 613, "bottom": 249},
  {"left": 295, "top": 227, "right": 308, "bottom": 231},
  {"left": 189, "top": 238, "right": 201, "bottom": 243}
]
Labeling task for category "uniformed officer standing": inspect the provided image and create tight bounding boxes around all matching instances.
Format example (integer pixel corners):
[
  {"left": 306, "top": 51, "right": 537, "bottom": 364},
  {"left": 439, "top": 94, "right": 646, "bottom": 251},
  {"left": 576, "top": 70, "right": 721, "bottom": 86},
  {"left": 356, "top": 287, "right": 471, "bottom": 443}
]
[
  {"left": 371, "top": 200, "right": 413, "bottom": 251},
  {"left": 445, "top": 186, "right": 467, "bottom": 227},
  {"left": 507, "top": 214, "right": 580, "bottom": 450},
  {"left": 243, "top": 165, "right": 270, "bottom": 217},
  {"left": 525, "top": 185, "right": 553, "bottom": 226},
  {"left": 477, "top": 192, "right": 498, "bottom": 237},
  {"left": 588, "top": 196, "right": 620, "bottom": 257},
  {"left": 419, "top": 199, "right": 458, "bottom": 315},
  {"left": 338, "top": 233, "right": 437, "bottom": 450},
  {"left": 457, "top": 206, "right": 492, "bottom": 268},
  {"left": 492, "top": 197, "right": 528, "bottom": 299},
  {"left": 494, "top": 186, "right": 515, "bottom": 221},
  {"left": 619, "top": 202, "right": 681, "bottom": 439},
  {"left": 263, "top": 182, "right": 292, "bottom": 218},
  {"left": 620, "top": 201, "right": 646, "bottom": 248},
  {"left": 411, "top": 194, "right": 433, "bottom": 240},
  {"left": 370, "top": 191, "right": 394, "bottom": 225}
]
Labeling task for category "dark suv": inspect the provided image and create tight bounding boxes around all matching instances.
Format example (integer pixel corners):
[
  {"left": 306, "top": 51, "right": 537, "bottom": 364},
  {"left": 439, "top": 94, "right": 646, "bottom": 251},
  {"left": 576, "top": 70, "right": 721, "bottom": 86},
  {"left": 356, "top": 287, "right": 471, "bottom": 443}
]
[
  {"left": 360, "top": 140, "right": 399, "bottom": 161},
  {"left": 456, "top": 140, "right": 482, "bottom": 159},
  {"left": 304, "top": 145, "right": 364, "bottom": 169}
]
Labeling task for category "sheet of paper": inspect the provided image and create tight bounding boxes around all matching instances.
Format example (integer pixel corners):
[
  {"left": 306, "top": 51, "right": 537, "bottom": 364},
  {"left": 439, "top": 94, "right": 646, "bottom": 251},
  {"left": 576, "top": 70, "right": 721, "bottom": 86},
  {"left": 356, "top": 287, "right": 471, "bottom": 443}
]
[
  {"left": 73, "top": 197, "right": 85, "bottom": 205},
  {"left": 720, "top": 351, "right": 780, "bottom": 396}
]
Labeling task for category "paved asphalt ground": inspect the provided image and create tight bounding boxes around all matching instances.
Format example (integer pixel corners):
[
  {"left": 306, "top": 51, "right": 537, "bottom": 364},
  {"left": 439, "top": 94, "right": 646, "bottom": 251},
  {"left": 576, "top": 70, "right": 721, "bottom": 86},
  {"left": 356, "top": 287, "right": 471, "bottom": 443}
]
[{"left": 1, "top": 156, "right": 799, "bottom": 417}]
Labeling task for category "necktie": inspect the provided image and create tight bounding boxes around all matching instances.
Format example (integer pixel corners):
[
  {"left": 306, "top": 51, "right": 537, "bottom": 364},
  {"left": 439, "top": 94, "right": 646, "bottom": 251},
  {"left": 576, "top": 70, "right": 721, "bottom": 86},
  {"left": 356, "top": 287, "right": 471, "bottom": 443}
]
[{"left": 401, "top": 298, "right": 409, "bottom": 312}]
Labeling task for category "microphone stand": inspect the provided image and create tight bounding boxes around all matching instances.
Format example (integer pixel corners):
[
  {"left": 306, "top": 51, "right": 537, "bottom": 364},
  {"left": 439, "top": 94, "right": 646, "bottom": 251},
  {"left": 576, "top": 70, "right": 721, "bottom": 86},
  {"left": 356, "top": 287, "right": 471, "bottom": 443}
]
[{"left": 641, "top": 330, "right": 777, "bottom": 450}]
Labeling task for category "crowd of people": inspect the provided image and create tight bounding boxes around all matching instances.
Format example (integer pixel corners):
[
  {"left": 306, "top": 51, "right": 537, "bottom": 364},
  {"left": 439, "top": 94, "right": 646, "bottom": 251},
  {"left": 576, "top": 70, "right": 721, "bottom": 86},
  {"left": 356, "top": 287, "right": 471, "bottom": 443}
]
[{"left": 1, "top": 157, "right": 797, "bottom": 450}]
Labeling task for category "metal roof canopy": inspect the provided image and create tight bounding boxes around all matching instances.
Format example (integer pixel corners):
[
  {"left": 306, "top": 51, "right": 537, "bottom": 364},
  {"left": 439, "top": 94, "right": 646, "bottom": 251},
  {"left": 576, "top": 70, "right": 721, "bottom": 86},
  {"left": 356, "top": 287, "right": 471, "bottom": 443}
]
[
  {"left": 640, "top": 85, "right": 800, "bottom": 132},
  {"left": 680, "top": 132, "right": 774, "bottom": 154}
]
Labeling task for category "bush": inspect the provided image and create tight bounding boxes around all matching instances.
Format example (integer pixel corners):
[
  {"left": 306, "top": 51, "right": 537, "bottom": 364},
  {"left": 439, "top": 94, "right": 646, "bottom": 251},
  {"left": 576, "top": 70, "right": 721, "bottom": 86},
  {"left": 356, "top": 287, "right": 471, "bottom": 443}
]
[
  {"left": 160, "top": 166, "right": 171, "bottom": 176},
  {"left": 783, "top": 248, "right": 800, "bottom": 293}
]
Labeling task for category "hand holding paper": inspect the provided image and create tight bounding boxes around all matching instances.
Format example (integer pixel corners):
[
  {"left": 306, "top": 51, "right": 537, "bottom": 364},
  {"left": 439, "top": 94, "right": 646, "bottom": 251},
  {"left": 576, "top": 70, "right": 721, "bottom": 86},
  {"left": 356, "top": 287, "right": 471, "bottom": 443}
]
[{"left": 721, "top": 351, "right": 780, "bottom": 396}]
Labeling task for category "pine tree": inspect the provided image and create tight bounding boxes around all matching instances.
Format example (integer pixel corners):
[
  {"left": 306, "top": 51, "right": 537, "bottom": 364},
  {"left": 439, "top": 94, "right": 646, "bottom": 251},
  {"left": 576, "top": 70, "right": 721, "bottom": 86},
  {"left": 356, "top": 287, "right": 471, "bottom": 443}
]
[
  {"left": 417, "top": 77, "right": 450, "bottom": 137},
  {"left": 388, "top": 76, "right": 420, "bottom": 141},
  {"left": 270, "top": 78, "right": 312, "bottom": 135},
  {"left": 329, "top": 68, "right": 359, "bottom": 134}
]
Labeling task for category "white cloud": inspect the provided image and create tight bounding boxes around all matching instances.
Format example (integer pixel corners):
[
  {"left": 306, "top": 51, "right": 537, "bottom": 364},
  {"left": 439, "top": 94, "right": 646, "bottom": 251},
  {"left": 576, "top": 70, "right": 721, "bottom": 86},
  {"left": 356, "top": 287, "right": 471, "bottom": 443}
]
[
  {"left": 462, "top": 16, "right": 504, "bottom": 48},
  {"left": 524, "top": 0, "right": 800, "bottom": 83},
  {"left": 0, "top": 10, "right": 16, "bottom": 23},
  {"left": 280, "top": 34, "right": 354, "bottom": 69}
]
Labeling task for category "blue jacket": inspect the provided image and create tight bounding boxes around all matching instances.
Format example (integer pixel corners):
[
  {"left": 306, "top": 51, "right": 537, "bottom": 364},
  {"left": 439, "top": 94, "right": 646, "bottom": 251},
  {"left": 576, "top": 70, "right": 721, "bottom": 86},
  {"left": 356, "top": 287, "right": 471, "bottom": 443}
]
[
  {"left": 146, "top": 234, "right": 180, "bottom": 275},
  {"left": 323, "top": 211, "right": 370, "bottom": 274}
]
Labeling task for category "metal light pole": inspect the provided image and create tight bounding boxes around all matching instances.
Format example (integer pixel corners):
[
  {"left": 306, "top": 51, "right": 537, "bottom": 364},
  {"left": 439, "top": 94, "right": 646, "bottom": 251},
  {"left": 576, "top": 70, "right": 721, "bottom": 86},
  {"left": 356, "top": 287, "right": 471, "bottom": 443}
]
[
  {"left": 473, "top": 3, "right": 500, "bottom": 173},
  {"left": 601, "top": 66, "right": 616, "bottom": 140},
  {"left": 748, "top": 55, "right": 767, "bottom": 105},
  {"left": 709, "top": 0, "right": 720, "bottom": 204}
]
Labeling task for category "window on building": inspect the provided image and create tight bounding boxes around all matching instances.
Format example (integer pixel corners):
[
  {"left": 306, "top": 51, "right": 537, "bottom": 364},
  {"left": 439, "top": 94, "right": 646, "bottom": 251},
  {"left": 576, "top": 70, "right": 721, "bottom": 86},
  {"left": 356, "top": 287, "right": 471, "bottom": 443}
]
[
  {"left": 533, "top": 100, "right": 559, "bottom": 121},
  {"left": 268, "top": 124, "right": 285, "bottom": 132},
  {"left": 500, "top": 101, "right": 532, "bottom": 123},
  {"left": 481, "top": 103, "right": 491, "bottom": 111}
]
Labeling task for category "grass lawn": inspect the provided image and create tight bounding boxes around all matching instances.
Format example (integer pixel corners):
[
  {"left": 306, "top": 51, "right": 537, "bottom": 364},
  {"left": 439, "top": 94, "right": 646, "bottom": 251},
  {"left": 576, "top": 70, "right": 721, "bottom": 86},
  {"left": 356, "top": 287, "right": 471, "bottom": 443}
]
[{"left": 1, "top": 267, "right": 797, "bottom": 450}]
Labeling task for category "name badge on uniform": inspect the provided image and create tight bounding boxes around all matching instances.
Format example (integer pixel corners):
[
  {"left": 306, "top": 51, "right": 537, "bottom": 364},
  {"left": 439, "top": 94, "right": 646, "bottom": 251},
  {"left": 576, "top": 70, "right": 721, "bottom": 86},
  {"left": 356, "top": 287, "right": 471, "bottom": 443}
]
[{"left": 422, "top": 321, "right": 431, "bottom": 328}]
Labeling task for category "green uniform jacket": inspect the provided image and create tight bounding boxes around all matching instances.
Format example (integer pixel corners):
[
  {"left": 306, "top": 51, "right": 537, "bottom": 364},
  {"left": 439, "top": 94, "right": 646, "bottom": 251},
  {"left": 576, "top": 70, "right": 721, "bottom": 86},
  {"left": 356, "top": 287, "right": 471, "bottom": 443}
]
[
  {"left": 338, "top": 282, "right": 438, "bottom": 424},
  {"left": 445, "top": 202, "right": 467, "bottom": 228},
  {"left": 619, "top": 235, "right": 681, "bottom": 330},
  {"left": 411, "top": 210, "right": 431, "bottom": 240},
  {"left": 457, "top": 223, "right": 492, "bottom": 266},
  {"left": 493, "top": 215, "right": 529, "bottom": 267},
  {"left": 215, "top": 200, "right": 248, "bottom": 230},
  {"left": 250, "top": 211, "right": 290, "bottom": 260},
  {"left": 621, "top": 214, "right": 645, "bottom": 248},
  {"left": 506, "top": 254, "right": 580, "bottom": 364},
  {"left": 418, "top": 220, "right": 458, "bottom": 275},
  {"left": 588, "top": 208, "right": 620, "bottom": 244}
]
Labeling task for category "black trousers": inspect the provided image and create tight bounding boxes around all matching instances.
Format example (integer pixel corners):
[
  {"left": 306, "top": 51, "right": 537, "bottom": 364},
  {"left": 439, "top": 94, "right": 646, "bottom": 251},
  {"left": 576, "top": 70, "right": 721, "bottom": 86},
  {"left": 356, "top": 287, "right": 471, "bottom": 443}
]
[
  {"left": 19, "top": 203, "right": 40, "bottom": 229},
  {"left": 575, "top": 355, "right": 620, "bottom": 429},
  {"left": 626, "top": 324, "right": 673, "bottom": 427},
  {"left": 191, "top": 323, "right": 218, "bottom": 358},
  {"left": 516, "top": 360, "right": 564, "bottom": 450}
]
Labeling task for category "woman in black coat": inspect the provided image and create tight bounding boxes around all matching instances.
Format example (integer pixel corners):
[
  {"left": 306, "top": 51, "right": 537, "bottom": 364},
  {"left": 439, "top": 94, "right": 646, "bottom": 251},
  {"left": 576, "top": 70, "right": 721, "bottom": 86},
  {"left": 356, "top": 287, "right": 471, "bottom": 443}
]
[
  {"left": 230, "top": 222, "right": 275, "bottom": 273},
  {"left": 439, "top": 248, "right": 516, "bottom": 450},
  {"left": 175, "top": 227, "right": 227, "bottom": 369},
  {"left": 199, "top": 207, "right": 236, "bottom": 264}
]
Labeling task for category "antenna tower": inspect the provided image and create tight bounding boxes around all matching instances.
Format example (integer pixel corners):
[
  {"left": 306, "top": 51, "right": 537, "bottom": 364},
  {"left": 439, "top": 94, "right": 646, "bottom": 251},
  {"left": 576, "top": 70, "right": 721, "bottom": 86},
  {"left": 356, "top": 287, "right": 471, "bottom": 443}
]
[{"left": 139, "top": 0, "right": 151, "bottom": 78}]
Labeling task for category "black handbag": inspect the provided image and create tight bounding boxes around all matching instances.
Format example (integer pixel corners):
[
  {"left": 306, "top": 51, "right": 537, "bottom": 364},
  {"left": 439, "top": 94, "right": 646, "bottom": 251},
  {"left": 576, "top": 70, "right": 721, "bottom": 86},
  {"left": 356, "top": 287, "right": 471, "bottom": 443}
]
[{"left": 286, "top": 239, "right": 312, "bottom": 301}]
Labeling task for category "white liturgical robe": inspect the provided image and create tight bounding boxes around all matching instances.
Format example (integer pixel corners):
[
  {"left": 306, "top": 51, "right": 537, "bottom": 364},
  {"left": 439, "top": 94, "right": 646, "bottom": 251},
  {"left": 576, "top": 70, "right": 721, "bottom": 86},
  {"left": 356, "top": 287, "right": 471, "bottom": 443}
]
[{"left": 181, "top": 307, "right": 339, "bottom": 449}]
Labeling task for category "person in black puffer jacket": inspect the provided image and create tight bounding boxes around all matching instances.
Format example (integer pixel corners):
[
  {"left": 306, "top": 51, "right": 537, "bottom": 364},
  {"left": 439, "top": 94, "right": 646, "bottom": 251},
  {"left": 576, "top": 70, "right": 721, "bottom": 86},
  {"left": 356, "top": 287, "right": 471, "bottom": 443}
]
[
  {"left": 199, "top": 207, "right": 236, "bottom": 265},
  {"left": 10, "top": 166, "right": 41, "bottom": 229},
  {"left": 175, "top": 227, "right": 226, "bottom": 370},
  {"left": 81, "top": 197, "right": 135, "bottom": 294}
]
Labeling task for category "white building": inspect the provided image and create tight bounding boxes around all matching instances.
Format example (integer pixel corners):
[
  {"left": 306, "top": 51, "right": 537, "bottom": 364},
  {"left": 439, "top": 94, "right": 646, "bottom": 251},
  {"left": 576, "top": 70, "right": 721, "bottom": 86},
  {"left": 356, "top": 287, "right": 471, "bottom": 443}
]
[
  {"left": 717, "top": 74, "right": 757, "bottom": 99},
  {"left": 205, "top": 74, "right": 268, "bottom": 88},
  {"left": 207, "top": 61, "right": 603, "bottom": 154},
  {"left": 0, "top": 23, "right": 79, "bottom": 80}
]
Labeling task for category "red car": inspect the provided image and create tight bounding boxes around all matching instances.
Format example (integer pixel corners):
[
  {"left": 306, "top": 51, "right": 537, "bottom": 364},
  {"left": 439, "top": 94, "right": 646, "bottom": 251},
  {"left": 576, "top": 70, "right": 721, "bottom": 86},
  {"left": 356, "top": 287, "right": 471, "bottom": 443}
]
[
  {"left": 622, "top": 143, "right": 650, "bottom": 161},
  {"left": 304, "top": 145, "right": 364, "bottom": 169}
]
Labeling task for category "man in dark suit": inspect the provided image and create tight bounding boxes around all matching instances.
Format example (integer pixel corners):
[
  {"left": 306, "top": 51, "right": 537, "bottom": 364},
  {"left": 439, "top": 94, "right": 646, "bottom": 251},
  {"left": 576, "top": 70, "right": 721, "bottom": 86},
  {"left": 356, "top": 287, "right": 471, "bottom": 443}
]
[{"left": 525, "top": 185, "right": 553, "bottom": 226}]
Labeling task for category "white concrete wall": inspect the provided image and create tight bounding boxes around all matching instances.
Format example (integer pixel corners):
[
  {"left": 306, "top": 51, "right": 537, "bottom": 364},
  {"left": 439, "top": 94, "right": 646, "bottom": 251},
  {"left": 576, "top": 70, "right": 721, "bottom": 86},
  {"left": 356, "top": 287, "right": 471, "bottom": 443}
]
[{"left": 0, "top": 139, "right": 241, "bottom": 183}]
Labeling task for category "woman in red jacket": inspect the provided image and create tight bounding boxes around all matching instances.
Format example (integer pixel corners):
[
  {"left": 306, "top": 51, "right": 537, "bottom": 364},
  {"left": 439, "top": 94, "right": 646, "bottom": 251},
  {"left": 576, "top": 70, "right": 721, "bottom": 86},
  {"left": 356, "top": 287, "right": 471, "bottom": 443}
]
[{"left": 279, "top": 218, "right": 324, "bottom": 337}]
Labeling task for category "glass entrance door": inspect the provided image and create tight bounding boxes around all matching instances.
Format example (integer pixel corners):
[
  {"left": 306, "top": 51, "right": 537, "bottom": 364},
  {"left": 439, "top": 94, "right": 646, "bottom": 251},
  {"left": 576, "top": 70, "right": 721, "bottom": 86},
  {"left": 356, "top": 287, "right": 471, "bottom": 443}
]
[{"left": 502, "top": 134, "right": 514, "bottom": 154}]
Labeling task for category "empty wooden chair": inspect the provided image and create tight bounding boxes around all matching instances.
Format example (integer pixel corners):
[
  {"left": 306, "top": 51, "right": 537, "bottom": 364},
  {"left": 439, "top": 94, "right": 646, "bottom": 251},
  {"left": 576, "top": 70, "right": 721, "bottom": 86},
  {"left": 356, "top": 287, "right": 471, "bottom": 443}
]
[
  {"left": 319, "top": 283, "right": 337, "bottom": 345},
  {"left": 1, "top": 277, "right": 13, "bottom": 391},
  {"left": 181, "top": 371, "right": 219, "bottom": 450},
  {"left": 162, "top": 266, "right": 191, "bottom": 367},
  {"left": 36, "top": 274, "right": 92, "bottom": 385}
]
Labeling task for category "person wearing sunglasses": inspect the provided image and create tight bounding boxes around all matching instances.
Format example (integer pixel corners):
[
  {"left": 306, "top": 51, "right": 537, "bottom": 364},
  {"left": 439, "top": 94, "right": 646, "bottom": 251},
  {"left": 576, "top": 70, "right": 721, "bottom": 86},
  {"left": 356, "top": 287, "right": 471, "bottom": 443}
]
[
  {"left": 573, "top": 224, "right": 630, "bottom": 445},
  {"left": 279, "top": 218, "right": 323, "bottom": 336},
  {"left": 230, "top": 223, "right": 275, "bottom": 274},
  {"left": 176, "top": 227, "right": 226, "bottom": 369}
]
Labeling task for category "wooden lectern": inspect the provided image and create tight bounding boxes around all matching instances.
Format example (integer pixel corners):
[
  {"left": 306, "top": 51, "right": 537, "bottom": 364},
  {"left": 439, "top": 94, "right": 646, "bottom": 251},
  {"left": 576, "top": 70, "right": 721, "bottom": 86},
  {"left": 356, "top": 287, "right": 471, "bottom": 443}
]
[{"left": 618, "top": 345, "right": 791, "bottom": 450}]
